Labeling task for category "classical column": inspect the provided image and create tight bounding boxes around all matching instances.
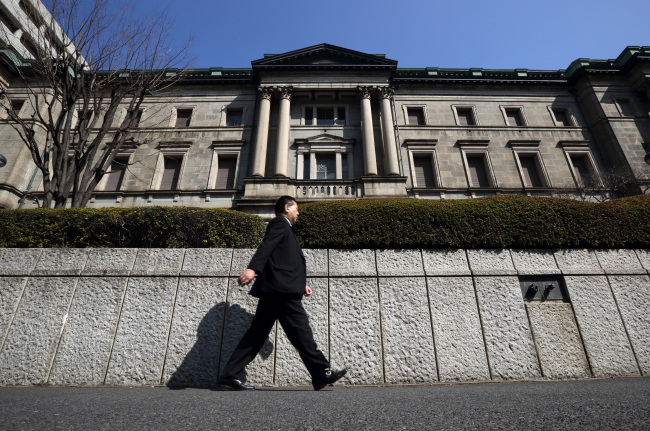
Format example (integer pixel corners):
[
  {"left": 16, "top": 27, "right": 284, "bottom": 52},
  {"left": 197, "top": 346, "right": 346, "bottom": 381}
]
[
  {"left": 379, "top": 87, "right": 400, "bottom": 176},
  {"left": 273, "top": 86, "right": 293, "bottom": 177},
  {"left": 250, "top": 86, "right": 273, "bottom": 177},
  {"left": 359, "top": 86, "right": 378, "bottom": 176}
]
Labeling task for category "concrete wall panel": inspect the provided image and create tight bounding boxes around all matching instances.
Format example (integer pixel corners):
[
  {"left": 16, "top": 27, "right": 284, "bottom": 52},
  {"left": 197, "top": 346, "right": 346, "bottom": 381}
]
[
  {"left": 565, "top": 275, "right": 640, "bottom": 377},
  {"left": 82, "top": 249, "right": 137, "bottom": 276},
  {"left": 219, "top": 278, "right": 275, "bottom": 386},
  {"left": 467, "top": 250, "right": 516, "bottom": 275},
  {"left": 0, "top": 277, "right": 27, "bottom": 351},
  {"left": 0, "top": 249, "right": 41, "bottom": 276},
  {"left": 49, "top": 277, "right": 127, "bottom": 385},
  {"left": 526, "top": 302, "right": 590, "bottom": 379},
  {"left": 428, "top": 276, "right": 490, "bottom": 382},
  {"left": 422, "top": 250, "right": 471, "bottom": 276},
  {"left": 511, "top": 249, "right": 559, "bottom": 275},
  {"left": 608, "top": 275, "right": 650, "bottom": 375},
  {"left": 329, "top": 250, "right": 376, "bottom": 276},
  {"left": 131, "top": 249, "right": 184, "bottom": 276},
  {"left": 181, "top": 249, "right": 233, "bottom": 276},
  {"left": 32, "top": 249, "right": 89, "bottom": 276},
  {"left": 380, "top": 277, "right": 436, "bottom": 383},
  {"left": 0, "top": 277, "right": 77, "bottom": 385},
  {"left": 329, "top": 277, "right": 382, "bottom": 385},
  {"left": 475, "top": 277, "right": 541, "bottom": 380},
  {"left": 163, "top": 277, "right": 229, "bottom": 387},
  {"left": 555, "top": 250, "right": 603, "bottom": 274},
  {"left": 274, "top": 277, "right": 329, "bottom": 386},
  {"left": 105, "top": 277, "right": 178, "bottom": 385},
  {"left": 595, "top": 250, "right": 644, "bottom": 275},
  {"left": 304, "top": 249, "right": 328, "bottom": 276},
  {"left": 376, "top": 250, "right": 424, "bottom": 276}
]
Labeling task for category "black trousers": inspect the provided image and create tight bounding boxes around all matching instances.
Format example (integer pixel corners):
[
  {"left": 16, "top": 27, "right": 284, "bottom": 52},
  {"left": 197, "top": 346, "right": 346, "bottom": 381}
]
[{"left": 220, "top": 293, "right": 330, "bottom": 382}]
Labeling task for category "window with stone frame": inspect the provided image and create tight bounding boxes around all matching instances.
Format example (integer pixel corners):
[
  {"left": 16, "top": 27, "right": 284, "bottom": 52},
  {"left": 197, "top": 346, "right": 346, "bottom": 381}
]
[
  {"left": 615, "top": 99, "right": 635, "bottom": 117},
  {"left": 552, "top": 108, "right": 573, "bottom": 127},
  {"left": 412, "top": 154, "right": 437, "bottom": 187},
  {"left": 103, "top": 158, "right": 128, "bottom": 191},
  {"left": 504, "top": 108, "right": 525, "bottom": 126},
  {"left": 455, "top": 107, "right": 476, "bottom": 126},
  {"left": 175, "top": 109, "right": 193, "bottom": 128},
  {"left": 159, "top": 156, "right": 182, "bottom": 190},
  {"left": 215, "top": 156, "right": 237, "bottom": 189},
  {"left": 226, "top": 108, "right": 243, "bottom": 126},
  {"left": 407, "top": 107, "right": 425, "bottom": 125},
  {"left": 515, "top": 153, "right": 546, "bottom": 188},
  {"left": 568, "top": 153, "right": 598, "bottom": 186},
  {"left": 9, "top": 99, "right": 25, "bottom": 117},
  {"left": 130, "top": 109, "right": 143, "bottom": 127},
  {"left": 464, "top": 154, "right": 492, "bottom": 187},
  {"left": 304, "top": 106, "right": 346, "bottom": 126}
]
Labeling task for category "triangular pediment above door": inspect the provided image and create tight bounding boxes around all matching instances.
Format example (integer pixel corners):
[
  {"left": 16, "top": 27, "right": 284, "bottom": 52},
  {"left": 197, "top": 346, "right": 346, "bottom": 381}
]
[{"left": 295, "top": 133, "right": 356, "bottom": 146}]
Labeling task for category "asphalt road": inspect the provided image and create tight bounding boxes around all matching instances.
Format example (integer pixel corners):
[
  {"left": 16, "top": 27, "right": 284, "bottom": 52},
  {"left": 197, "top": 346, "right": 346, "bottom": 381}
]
[{"left": 1, "top": 378, "right": 648, "bottom": 430}]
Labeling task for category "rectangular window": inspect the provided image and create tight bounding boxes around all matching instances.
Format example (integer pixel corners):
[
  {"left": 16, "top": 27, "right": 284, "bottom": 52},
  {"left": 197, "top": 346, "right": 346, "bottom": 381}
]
[
  {"left": 175, "top": 109, "right": 192, "bottom": 128},
  {"left": 570, "top": 155, "right": 592, "bottom": 185},
  {"left": 518, "top": 155, "right": 543, "bottom": 187},
  {"left": 304, "top": 106, "right": 346, "bottom": 125},
  {"left": 616, "top": 99, "right": 635, "bottom": 117},
  {"left": 505, "top": 108, "right": 524, "bottom": 126},
  {"left": 407, "top": 107, "right": 425, "bottom": 125},
  {"left": 10, "top": 100, "right": 24, "bottom": 116},
  {"left": 316, "top": 154, "right": 336, "bottom": 179},
  {"left": 0, "top": 8, "right": 19, "bottom": 33},
  {"left": 104, "top": 159, "right": 127, "bottom": 191},
  {"left": 552, "top": 109, "right": 572, "bottom": 127},
  {"left": 413, "top": 155, "right": 436, "bottom": 187},
  {"left": 305, "top": 108, "right": 314, "bottom": 125},
  {"left": 215, "top": 157, "right": 237, "bottom": 189},
  {"left": 226, "top": 108, "right": 243, "bottom": 126},
  {"left": 130, "top": 110, "right": 143, "bottom": 127},
  {"left": 466, "top": 155, "right": 490, "bottom": 187},
  {"left": 317, "top": 108, "right": 335, "bottom": 125},
  {"left": 160, "top": 156, "right": 182, "bottom": 190},
  {"left": 341, "top": 154, "right": 348, "bottom": 179},
  {"left": 456, "top": 108, "right": 476, "bottom": 126}
]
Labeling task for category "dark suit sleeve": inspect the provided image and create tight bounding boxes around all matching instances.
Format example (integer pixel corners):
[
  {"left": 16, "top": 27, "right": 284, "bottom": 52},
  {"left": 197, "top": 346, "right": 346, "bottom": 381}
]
[{"left": 247, "top": 218, "right": 287, "bottom": 274}]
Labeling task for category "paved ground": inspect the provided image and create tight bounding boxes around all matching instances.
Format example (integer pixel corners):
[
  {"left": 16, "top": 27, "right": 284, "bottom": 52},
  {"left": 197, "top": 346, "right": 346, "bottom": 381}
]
[{"left": 1, "top": 377, "right": 648, "bottom": 430}]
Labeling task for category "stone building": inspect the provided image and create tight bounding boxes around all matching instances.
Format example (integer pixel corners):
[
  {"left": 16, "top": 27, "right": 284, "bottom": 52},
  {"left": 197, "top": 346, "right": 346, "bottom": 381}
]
[{"left": 1, "top": 35, "right": 649, "bottom": 216}]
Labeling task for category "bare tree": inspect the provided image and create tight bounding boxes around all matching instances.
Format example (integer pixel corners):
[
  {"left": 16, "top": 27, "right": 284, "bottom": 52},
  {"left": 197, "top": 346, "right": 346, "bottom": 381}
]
[
  {"left": 556, "top": 165, "right": 650, "bottom": 202},
  {"left": 0, "top": 0, "right": 190, "bottom": 207}
]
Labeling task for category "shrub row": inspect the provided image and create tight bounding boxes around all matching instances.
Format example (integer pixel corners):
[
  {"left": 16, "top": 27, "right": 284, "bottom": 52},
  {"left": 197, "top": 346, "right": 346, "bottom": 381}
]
[
  {"left": 293, "top": 195, "right": 650, "bottom": 249},
  {"left": 0, "top": 207, "right": 266, "bottom": 248}
]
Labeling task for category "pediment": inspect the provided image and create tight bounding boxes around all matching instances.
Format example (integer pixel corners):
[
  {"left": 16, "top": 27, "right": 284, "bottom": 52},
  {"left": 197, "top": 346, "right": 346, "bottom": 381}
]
[
  {"left": 295, "top": 134, "right": 356, "bottom": 146},
  {"left": 252, "top": 44, "right": 397, "bottom": 69}
]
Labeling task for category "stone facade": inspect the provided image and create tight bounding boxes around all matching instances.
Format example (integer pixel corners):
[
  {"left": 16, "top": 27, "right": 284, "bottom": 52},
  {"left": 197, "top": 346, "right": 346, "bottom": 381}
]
[
  {"left": 0, "top": 247, "right": 647, "bottom": 387},
  {"left": 0, "top": 41, "right": 649, "bottom": 216}
]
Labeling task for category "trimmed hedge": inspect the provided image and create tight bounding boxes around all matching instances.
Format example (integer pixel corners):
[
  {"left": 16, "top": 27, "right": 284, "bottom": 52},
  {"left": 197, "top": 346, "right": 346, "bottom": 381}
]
[
  {"left": 293, "top": 195, "right": 650, "bottom": 249},
  {"left": 0, "top": 207, "right": 266, "bottom": 248}
]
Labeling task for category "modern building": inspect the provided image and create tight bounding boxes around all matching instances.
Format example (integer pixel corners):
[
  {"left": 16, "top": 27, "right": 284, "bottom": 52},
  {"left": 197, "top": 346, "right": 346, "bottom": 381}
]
[{"left": 1, "top": 7, "right": 649, "bottom": 218}]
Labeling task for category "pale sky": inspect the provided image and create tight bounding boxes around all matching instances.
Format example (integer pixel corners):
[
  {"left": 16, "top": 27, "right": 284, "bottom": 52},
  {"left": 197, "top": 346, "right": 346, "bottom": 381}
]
[{"left": 121, "top": 0, "right": 649, "bottom": 70}]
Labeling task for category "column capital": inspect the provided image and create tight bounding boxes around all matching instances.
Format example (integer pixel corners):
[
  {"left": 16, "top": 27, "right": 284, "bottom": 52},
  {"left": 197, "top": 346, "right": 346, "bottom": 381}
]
[
  {"left": 379, "top": 86, "right": 394, "bottom": 99},
  {"left": 258, "top": 86, "right": 273, "bottom": 101},
  {"left": 277, "top": 86, "right": 293, "bottom": 100},
  {"left": 358, "top": 86, "right": 374, "bottom": 99}
]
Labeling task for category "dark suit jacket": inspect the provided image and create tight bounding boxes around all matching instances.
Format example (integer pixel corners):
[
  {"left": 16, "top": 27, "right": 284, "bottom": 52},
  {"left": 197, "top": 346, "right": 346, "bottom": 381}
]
[{"left": 248, "top": 216, "right": 306, "bottom": 298}]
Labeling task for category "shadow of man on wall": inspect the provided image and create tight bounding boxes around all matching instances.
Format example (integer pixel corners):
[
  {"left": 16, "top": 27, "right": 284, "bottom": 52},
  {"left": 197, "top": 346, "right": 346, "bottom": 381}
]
[{"left": 167, "top": 301, "right": 273, "bottom": 389}]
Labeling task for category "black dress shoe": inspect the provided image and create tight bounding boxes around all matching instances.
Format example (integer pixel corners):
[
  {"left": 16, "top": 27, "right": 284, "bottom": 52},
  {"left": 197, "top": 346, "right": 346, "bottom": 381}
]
[
  {"left": 313, "top": 369, "right": 347, "bottom": 391},
  {"left": 217, "top": 377, "right": 255, "bottom": 391}
]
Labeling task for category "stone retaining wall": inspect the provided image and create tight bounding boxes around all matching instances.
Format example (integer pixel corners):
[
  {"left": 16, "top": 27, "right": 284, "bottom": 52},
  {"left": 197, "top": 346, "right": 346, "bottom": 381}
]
[{"left": 0, "top": 248, "right": 648, "bottom": 387}]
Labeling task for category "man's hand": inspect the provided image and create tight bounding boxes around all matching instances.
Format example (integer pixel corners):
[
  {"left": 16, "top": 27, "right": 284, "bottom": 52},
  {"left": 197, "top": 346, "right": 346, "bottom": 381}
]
[
  {"left": 238, "top": 268, "right": 256, "bottom": 286},
  {"left": 304, "top": 285, "right": 312, "bottom": 297}
]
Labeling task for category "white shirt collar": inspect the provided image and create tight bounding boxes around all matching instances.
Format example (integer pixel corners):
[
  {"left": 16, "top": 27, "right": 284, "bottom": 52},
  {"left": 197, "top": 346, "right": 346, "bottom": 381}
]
[{"left": 281, "top": 215, "right": 291, "bottom": 226}]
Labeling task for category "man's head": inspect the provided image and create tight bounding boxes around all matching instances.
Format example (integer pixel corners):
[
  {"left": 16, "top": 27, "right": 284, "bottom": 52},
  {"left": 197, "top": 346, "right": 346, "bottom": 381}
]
[{"left": 275, "top": 195, "right": 299, "bottom": 224}]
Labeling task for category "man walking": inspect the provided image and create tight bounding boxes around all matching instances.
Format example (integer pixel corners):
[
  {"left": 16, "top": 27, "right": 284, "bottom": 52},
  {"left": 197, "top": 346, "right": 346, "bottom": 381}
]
[{"left": 217, "top": 196, "right": 347, "bottom": 391}]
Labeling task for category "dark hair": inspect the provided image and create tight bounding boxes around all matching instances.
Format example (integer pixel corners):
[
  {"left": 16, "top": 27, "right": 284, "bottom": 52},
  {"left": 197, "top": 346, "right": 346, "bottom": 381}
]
[{"left": 275, "top": 195, "right": 297, "bottom": 216}]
